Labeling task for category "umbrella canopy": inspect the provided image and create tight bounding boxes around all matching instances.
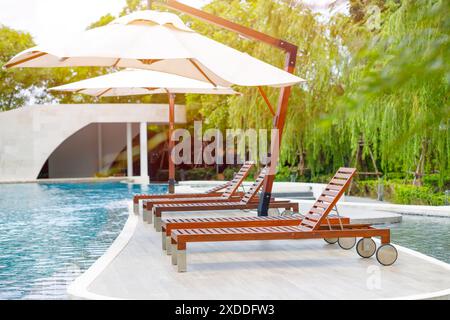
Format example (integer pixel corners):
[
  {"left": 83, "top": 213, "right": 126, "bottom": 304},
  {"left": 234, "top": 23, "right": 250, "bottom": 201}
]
[
  {"left": 49, "top": 68, "right": 239, "bottom": 193},
  {"left": 5, "top": 10, "right": 304, "bottom": 88},
  {"left": 49, "top": 69, "right": 239, "bottom": 97}
]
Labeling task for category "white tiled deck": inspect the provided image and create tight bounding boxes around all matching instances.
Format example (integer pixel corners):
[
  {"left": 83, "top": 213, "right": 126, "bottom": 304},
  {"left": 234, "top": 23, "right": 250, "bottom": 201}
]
[{"left": 70, "top": 204, "right": 450, "bottom": 300}]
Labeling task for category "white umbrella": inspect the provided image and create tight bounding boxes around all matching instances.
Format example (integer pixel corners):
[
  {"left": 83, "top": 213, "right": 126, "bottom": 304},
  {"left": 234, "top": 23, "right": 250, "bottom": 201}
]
[
  {"left": 5, "top": 7, "right": 304, "bottom": 214},
  {"left": 49, "top": 69, "right": 238, "bottom": 96},
  {"left": 5, "top": 10, "right": 304, "bottom": 88},
  {"left": 49, "top": 69, "right": 239, "bottom": 192}
]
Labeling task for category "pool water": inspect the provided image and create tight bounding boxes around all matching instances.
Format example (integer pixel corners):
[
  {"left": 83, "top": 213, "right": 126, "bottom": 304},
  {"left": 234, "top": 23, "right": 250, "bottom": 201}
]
[
  {"left": 0, "top": 182, "right": 166, "bottom": 300},
  {"left": 0, "top": 182, "right": 448, "bottom": 299},
  {"left": 382, "top": 215, "right": 450, "bottom": 264}
]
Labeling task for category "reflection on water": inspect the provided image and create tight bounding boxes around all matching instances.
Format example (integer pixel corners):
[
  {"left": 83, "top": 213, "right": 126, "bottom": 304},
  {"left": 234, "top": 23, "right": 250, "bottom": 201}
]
[{"left": 0, "top": 182, "right": 166, "bottom": 300}]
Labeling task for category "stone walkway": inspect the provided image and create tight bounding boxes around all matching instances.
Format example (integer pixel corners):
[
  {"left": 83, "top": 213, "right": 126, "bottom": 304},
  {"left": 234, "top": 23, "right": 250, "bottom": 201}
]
[{"left": 68, "top": 202, "right": 450, "bottom": 300}]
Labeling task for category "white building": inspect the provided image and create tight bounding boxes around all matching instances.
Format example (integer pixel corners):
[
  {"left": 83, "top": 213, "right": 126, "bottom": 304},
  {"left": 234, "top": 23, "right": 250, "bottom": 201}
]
[{"left": 0, "top": 104, "right": 186, "bottom": 183}]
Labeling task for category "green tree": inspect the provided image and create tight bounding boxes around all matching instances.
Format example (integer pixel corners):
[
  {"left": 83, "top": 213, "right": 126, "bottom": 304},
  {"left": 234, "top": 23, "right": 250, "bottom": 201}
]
[
  {"left": 0, "top": 25, "right": 52, "bottom": 111},
  {"left": 2, "top": 0, "right": 448, "bottom": 187}
]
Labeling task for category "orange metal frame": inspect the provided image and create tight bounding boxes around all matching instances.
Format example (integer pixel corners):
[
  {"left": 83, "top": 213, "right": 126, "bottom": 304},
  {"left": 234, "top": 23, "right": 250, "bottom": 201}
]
[
  {"left": 167, "top": 92, "right": 176, "bottom": 193},
  {"left": 154, "top": 0, "right": 298, "bottom": 216}
]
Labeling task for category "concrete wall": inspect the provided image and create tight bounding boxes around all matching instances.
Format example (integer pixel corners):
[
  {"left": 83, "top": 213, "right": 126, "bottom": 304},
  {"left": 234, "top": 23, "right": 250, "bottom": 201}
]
[
  {"left": 0, "top": 104, "right": 186, "bottom": 182},
  {"left": 47, "top": 123, "right": 140, "bottom": 179}
]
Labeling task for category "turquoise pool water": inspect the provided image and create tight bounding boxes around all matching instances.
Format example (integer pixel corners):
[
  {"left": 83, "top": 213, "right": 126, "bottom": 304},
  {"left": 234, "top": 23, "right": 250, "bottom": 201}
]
[
  {"left": 0, "top": 182, "right": 166, "bottom": 300},
  {"left": 0, "top": 182, "right": 448, "bottom": 299},
  {"left": 383, "top": 215, "right": 450, "bottom": 264}
]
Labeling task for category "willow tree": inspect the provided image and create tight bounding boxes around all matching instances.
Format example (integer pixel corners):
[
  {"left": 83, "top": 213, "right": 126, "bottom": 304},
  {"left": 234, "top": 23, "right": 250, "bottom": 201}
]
[
  {"left": 7, "top": 0, "right": 447, "bottom": 183},
  {"left": 337, "top": 0, "right": 450, "bottom": 183},
  {"left": 179, "top": 0, "right": 355, "bottom": 174},
  {"left": 181, "top": 0, "right": 448, "bottom": 183}
]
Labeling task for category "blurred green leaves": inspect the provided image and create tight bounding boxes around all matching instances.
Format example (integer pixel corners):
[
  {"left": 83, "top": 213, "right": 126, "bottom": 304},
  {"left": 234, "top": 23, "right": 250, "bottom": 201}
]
[{"left": 1, "top": 0, "right": 448, "bottom": 182}]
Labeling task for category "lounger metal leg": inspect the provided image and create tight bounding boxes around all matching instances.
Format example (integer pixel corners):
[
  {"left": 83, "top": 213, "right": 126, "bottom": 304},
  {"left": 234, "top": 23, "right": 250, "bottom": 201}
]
[
  {"left": 154, "top": 215, "right": 162, "bottom": 232},
  {"left": 166, "top": 237, "right": 172, "bottom": 255},
  {"left": 146, "top": 210, "right": 153, "bottom": 224},
  {"left": 177, "top": 250, "right": 187, "bottom": 272},
  {"left": 144, "top": 208, "right": 153, "bottom": 224},
  {"left": 171, "top": 245, "right": 178, "bottom": 265},
  {"left": 133, "top": 202, "right": 139, "bottom": 215},
  {"left": 162, "top": 231, "right": 166, "bottom": 250}
]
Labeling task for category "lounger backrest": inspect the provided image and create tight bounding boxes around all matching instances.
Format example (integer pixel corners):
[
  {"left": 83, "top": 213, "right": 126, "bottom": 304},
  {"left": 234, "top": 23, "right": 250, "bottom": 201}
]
[
  {"left": 204, "top": 182, "right": 230, "bottom": 194},
  {"left": 239, "top": 166, "right": 268, "bottom": 204},
  {"left": 299, "top": 167, "right": 356, "bottom": 231},
  {"left": 220, "top": 161, "right": 254, "bottom": 199}
]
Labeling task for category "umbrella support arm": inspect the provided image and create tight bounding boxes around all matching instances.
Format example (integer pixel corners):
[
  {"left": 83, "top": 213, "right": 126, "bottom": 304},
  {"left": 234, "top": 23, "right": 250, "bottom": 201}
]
[
  {"left": 257, "top": 86, "right": 275, "bottom": 116},
  {"left": 157, "top": 0, "right": 298, "bottom": 216},
  {"left": 168, "top": 93, "right": 176, "bottom": 194}
]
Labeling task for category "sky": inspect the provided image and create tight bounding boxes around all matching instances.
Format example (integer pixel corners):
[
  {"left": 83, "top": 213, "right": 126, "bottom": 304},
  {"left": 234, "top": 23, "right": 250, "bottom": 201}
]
[
  {"left": 0, "top": 0, "right": 342, "bottom": 44},
  {"left": 0, "top": 0, "right": 209, "bottom": 43}
]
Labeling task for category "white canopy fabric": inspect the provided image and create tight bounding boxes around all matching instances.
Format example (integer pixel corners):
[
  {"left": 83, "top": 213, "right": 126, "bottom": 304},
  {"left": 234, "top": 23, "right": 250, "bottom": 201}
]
[
  {"left": 6, "top": 10, "right": 304, "bottom": 88},
  {"left": 49, "top": 69, "right": 239, "bottom": 97}
]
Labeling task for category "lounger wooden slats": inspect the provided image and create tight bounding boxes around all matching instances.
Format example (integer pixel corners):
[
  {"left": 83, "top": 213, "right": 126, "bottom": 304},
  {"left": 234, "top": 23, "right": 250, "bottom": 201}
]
[
  {"left": 170, "top": 221, "right": 392, "bottom": 272},
  {"left": 219, "top": 162, "right": 254, "bottom": 198},
  {"left": 167, "top": 168, "right": 396, "bottom": 272},
  {"left": 300, "top": 168, "right": 356, "bottom": 231},
  {"left": 150, "top": 167, "right": 300, "bottom": 230},
  {"left": 146, "top": 162, "right": 252, "bottom": 207},
  {"left": 134, "top": 182, "right": 227, "bottom": 203},
  {"left": 160, "top": 214, "right": 351, "bottom": 252},
  {"left": 134, "top": 161, "right": 254, "bottom": 215},
  {"left": 171, "top": 223, "right": 388, "bottom": 248},
  {"left": 158, "top": 167, "right": 356, "bottom": 250}
]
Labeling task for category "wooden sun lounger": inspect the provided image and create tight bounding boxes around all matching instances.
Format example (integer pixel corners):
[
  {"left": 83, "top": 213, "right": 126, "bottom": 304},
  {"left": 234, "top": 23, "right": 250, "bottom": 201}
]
[
  {"left": 159, "top": 167, "right": 356, "bottom": 253},
  {"left": 141, "top": 162, "right": 254, "bottom": 222},
  {"left": 168, "top": 168, "right": 398, "bottom": 271},
  {"left": 161, "top": 214, "right": 350, "bottom": 253},
  {"left": 150, "top": 167, "right": 299, "bottom": 231},
  {"left": 132, "top": 161, "right": 254, "bottom": 214}
]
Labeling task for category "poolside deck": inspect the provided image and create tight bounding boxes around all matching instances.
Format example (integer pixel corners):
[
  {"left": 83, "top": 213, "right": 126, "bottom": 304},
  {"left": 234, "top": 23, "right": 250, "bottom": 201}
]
[{"left": 70, "top": 203, "right": 450, "bottom": 300}]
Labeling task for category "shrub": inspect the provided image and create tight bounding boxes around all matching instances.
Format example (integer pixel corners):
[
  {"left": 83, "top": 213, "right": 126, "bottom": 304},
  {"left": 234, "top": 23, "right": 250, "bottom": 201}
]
[
  {"left": 223, "top": 165, "right": 259, "bottom": 181},
  {"left": 182, "top": 167, "right": 216, "bottom": 180},
  {"left": 352, "top": 179, "right": 447, "bottom": 206},
  {"left": 275, "top": 166, "right": 291, "bottom": 182}
]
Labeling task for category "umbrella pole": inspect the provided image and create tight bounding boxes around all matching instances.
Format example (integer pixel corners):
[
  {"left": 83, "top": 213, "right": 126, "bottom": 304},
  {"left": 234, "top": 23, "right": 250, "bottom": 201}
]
[
  {"left": 158, "top": 0, "right": 298, "bottom": 215},
  {"left": 168, "top": 93, "right": 176, "bottom": 194}
]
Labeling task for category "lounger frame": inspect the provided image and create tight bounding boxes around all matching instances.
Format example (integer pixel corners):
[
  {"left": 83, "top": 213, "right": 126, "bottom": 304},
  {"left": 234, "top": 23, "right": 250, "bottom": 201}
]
[
  {"left": 161, "top": 215, "right": 350, "bottom": 253},
  {"left": 170, "top": 224, "right": 390, "bottom": 271},
  {"left": 133, "top": 161, "right": 254, "bottom": 214},
  {"left": 161, "top": 168, "right": 394, "bottom": 271}
]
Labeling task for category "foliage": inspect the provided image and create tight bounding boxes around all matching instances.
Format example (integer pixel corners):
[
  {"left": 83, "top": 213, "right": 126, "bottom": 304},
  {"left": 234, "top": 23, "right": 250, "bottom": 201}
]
[
  {"left": 181, "top": 0, "right": 449, "bottom": 188},
  {"left": 353, "top": 179, "right": 448, "bottom": 205},
  {"left": 223, "top": 166, "right": 238, "bottom": 181},
  {"left": 334, "top": 0, "right": 450, "bottom": 181},
  {"left": 223, "top": 165, "right": 258, "bottom": 181},
  {"left": 0, "top": 25, "right": 52, "bottom": 110},
  {"left": 274, "top": 165, "right": 300, "bottom": 182},
  {"left": 181, "top": 167, "right": 216, "bottom": 180},
  {"left": 1, "top": 0, "right": 449, "bottom": 206}
]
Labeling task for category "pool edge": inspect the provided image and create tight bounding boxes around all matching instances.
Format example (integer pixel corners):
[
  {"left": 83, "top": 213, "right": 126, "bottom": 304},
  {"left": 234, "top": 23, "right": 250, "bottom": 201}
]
[
  {"left": 386, "top": 243, "right": 450, "bottom": 300},
  {"left": 66, "top": 203, "right": 450, "bottom": 300},
  {"left": 67, "top": 202, "right": 137, "bottom": 300}
]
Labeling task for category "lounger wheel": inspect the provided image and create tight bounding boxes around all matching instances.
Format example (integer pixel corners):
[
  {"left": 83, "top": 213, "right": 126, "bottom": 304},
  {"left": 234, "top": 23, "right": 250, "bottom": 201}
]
[
  {"left": 324, "top": 238, "right": 338, "bottom": 244},
  {"left": 376, "top": 244, "right": 398, "bottom": 266},
  {"left": 338, "top": 237, "right": 356, "bottom": 250},
  {"left": 356, "top": 238, "right": 376, "bottom": 258}
]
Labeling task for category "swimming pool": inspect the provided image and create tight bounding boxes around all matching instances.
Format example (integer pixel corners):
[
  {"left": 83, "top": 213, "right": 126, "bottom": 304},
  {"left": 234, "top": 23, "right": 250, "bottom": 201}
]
[
  {"left": 0, "top": 182, "right": 448, "bottom": 300},
  {"left": 382, "top": 215, "right": 450, "bottom": 264},
  {"left": 0, "top": 181, "right": 166, "bottom": 300}
]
